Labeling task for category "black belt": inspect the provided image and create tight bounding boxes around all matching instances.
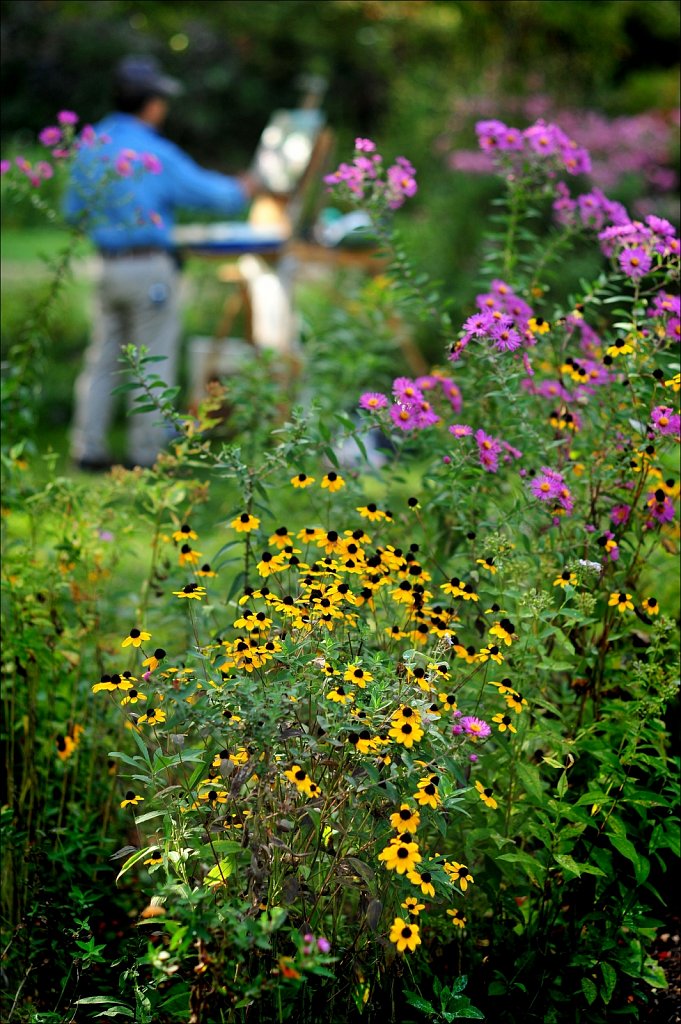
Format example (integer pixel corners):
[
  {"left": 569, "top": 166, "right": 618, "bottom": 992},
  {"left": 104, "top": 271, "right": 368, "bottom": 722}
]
[{"left": 99, "top": 247, "right": 170, "bottom": 260}]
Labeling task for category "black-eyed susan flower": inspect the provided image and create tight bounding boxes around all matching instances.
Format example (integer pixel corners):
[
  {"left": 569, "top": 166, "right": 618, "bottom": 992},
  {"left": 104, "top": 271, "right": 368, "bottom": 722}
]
[
  {"left": 488, "top": 678, "right": 518, "bottom": 696},
  {"left": 344, "top": 664, "right": 373, "bottom": 688},
  {"left": 291, "top": 472, "right": 315, "bottom": 488},
  {"left": 553, "top": 569, "right": 577, "bottom": 588},
  {"left": 173, "top": 583, "right": 206, "bottom": 600},
  {"left": 179, "top": 544, "right": 201, "bottom": 567},
  {"left": 527, "top": 317, "right": 550, "bottom": 335},
  {"left": 489, "top": 619, "right": 516, "bottom": 646},
  {"left": 475, "top": 780, "right": 498, "bottom": 809},
  {"left": 476, "top": 644, "right": 504, "bottom": 665},
  {"left": 378, "top": 840, "right": 422, "bottom": 875},
  {"left": 137, "top": 707, "right": 166, "bottom": 726},
  {"left": 492, "top": 712, "right": 517, "bottom": 733},
  {"left": 256, "top": 551, "right": 287, "bottom": 577},
  {"left": 389, "top": 719, "right": 424, "bottom": 747},
  {"left": 439, "top": 693, "right": 458, "bottom": 713},
  {"left": 642, "top": 597, "right": 659, "bottom": 615},
  {"left": 321, "top": 471, "right": 345, "bottom": 492},
  {"left": 447, "top": 907, "right": 467, "bottom": 928},
  {"left": 407, "top": 868, "right": 436, "bottom": 898},
  {"left": 172, "top": 523, "right": 198, "bottom": 542},
  {"left": 504, "top": 692, "right": 528, "bottom": 714},
  {"left": 326, "top": 685, "right": 354, "bottom": 704},
  {"left": 268, "top": 526, "right": 293, "bottom": 549},
  {"left": 401, "top": 896, "right": 425, "bottom": 916},
  {"left": 120, "top": 791, "right": 144, "bottom": 808},
  {"left": 196, "top": 563, "right": 217, "bottom": 578},
  {"left": 608, "top": 591, "right": 634, "bottom": 613},
  {"left": 283, "top": 765, "right": 318, "bottom": 797},
  {"left": 231, "top": 512, "right": 260, "bottom": 532},
  {"left": 476, "top": 556, "right": 497, "bottom": 574},
  {"left": 390, "top": 804, "right": 421, "bottom": 831},
  {"left": 388, "top": 918, "right": 423, "bottom": 955},
  {"left": 142, "top": 648, "right": 166, "bottom": 672},
  {"left": 413, "top": 779, "right": 441, "bottom": 809},
  {"left": 196, "top": 788, "right": 229, "bottom": 808},
  {"left": 122, "top": 627, "right": 151, "bottom": 649},
  {"left": 120, "top": 688, "right": 146, "bottom": 706},
  {"left": 444, "top": 861, "right": 474, "bottom": 892},
  {"left": 143, "top": 849, "right": 163, "bottom": 866},
  {"left": 356, "top": 504, "right": 387, "bottom": 522},
  {"left": 56, "top": 733, "right": 76, "bottom": 761}
]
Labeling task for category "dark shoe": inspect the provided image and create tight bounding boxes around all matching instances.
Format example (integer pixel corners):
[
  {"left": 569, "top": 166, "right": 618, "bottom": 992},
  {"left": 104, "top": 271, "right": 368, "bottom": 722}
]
[{"left": 73, "top": 456, "right": 114, "bottom": 473}]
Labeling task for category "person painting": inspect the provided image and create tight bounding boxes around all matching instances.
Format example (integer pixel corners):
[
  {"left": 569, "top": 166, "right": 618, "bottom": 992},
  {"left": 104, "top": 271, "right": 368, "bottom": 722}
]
[{"left": 66, "top": 54, "right": 260, "bottom": 470}]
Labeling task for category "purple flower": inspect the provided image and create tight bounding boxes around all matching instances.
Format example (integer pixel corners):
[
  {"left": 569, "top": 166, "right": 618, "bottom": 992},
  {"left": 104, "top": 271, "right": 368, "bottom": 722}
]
[
  {"left": 317, "top": 937, "right": 331, "bottom": 954},
  {"left": 57, "top": 110, "right": 79, "bottom": 126},
  {"left": 0, "top": 160, "right": 10, "bottom": 175},
  {"left": 530, "top": 468, "right": 564, "bottom": 503},
  {"left": 355, "top": 138, "right": 376, "bottom": 153},
  {"left": 359, "top": 391, "right": 388, "bottom": 411},
  {"left": 390, "top": 404, "right": 419, "bottom": 431},
  {"left": 610, "top": 504, "right": 631, "bottom": 526},
  {"left": 651, "top": 406, "right": 680, "bottom": 438},
  {"left": 491, "top": 319, "right": 522, "bottom": 353},
  {"left": 647, "top": 491, "right": 675, "bottom": 525},
  {"left": 449, "top": 424, "right": 473, "bottom": 437},
  {"left": 39, "top": 126, "right": 62, "bottom": 147},
  {"left": 458, "top": 716, "right": 492, "bottom": 740},
  {"left": 475, "top": 429, "right": 502, "bottom": 472},
  {"left": 393, "top": 377, "right": 423, "bottom": 403},
  {"left": 618, "top": 246, "right": 652, "bottom": 280},
  {"left": 141, "top": 152, "right": 162, "bottom": 174}
]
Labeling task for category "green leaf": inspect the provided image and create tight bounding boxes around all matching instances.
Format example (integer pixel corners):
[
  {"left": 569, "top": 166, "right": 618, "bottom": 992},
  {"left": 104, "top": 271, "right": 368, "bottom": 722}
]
[
  {"left": 581, "top": 977, "right": 598, "bottom": 1005},
  {"left": 554, "top": 853, "right": 582, "bottom": 878},
  {"left": 116, "top": 847, "right": 154, "bottom": 885},
  {"left": 607, "top": 833, "right": 649, "bottom": 883},
  {"left": 403, "top": 991, "right": 435, "bottom": 1015},
  {"left": 556, "top": 772, "right": 568, "bottom": 798},
  {"left": 600, "top": 962, "right": 617, "bottom": 1004}
]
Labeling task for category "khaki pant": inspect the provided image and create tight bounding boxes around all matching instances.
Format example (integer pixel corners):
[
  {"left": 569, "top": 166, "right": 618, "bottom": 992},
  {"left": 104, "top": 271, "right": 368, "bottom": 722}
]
[{"left": 71, "top": 252, "right": 180, "bottom": 467}]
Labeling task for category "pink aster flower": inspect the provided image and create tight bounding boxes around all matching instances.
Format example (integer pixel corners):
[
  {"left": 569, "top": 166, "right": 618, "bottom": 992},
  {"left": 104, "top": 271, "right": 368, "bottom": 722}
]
[
  {"left": 317, "top": 936, "right": 331, "bottom": 954},
  {"left": 141, "top": 152, "right": 162, "bottom": 174},
  {"left": 57, "top": 110, "right": 79, "bottom": 126},
  {"left": 390, "top": 404, "right": 419, "bottom": 431},
  {"left": 475, "top": 429, "right": 502, "bottom": 473},
  {"left": 650, "top": 406, "right": 680, "bottom": 438},
  {"left": 440, "top": 378, "right": 462, "bottom": 412},
  {"left": 359, "top": 391, "right": 388, "bottom": 411},
  {"left": 619, "top": 246, "right": 652, "bottom": 280},
  {"left": 39, "top": 126, "right": 62, "bottom": 147},
  {"left": 458, "top": 716, "right": 491, "bottom": 740},
  {"left": 355, "top": 138, "right": 376, "bottom": 152},
  {"left": 449, "top": 424, "right": 472, "bottom": 438},
  {"left": 646, "top": 490, "right": 675, "bottom": 524},
  {"left": 393, "top": 377, "right": 423, "bottom": 403},
  {"left": 0, "top": 160, "right": 11, "bottom": 175},
  {"left": 610, "top": 504, "right": 631, "bottom": 526},
  {"left": 491, "top": 319, "right": 522, "bottom": 352},
  {"left": 530, "top": 467, "right": 564, "bottom": 503}
]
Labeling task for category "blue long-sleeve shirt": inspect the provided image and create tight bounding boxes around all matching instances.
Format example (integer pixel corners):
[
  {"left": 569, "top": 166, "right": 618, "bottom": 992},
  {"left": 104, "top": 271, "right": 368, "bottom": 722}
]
[{"left": 64, "top": 112, "right": 248, "bottom": 250}]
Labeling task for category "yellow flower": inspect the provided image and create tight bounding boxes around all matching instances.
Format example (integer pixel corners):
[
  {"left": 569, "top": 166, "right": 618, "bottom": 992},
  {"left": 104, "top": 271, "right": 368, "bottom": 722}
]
[
  {"left": 141, "top": 648, "right": 166, "bottom": 672},
  {"left": 388, "top": 719, "right": 424, "bottom": 747},
  {"left": 476, "top": 557, "right": 497, "bottom": 574},
  {"left": 475, "top": 779, "right": 498, "bottom": 809},
  {"left": 143, "top": 849, "right": 163, "bottom": 866},
  {"left": 321, "top": 472, "right": 345, "bottom": 492},
  {"left": 121, "top": 628, "right": 151, "bottom": 648},
  {"left": 401, "top": 896, "right": 425, "bottom": 916},
  {"left": 178, "top": 544, "right": 201, "bottom": 567},
  {"left": 291, "top": 472, "right": 315, "bottom": 488},
  {"left": 389, "top": 917, "right": 421, "bottom": 953},
  {"left": 120, "top": 791, "right": 144, "bottom": 808},
  {"left": 527, "top": 317, "right": 550, "bottom": 335},
  {"left": 356, "top": 504, "right": 387, "bottom": 522},
  {"left": 642, "top": 597, "right": 659, "bottom": 616},
  {"left": 120, "top": 688, "right": 147, "bottom": 706},
  {"left": 230, "top": 512, "right": 260, "bottom": 532},
  {"left": 173, "top": 583, "right": 206, "bottom": 600},
  {"left": 444, "top": 861, "right": 474, "bottom": 892},
  {"left": 438, "top": 693, "right": 458, "bottom": 713},
  {"left": 447, "top": 907, "right": 467, "bottom": 929},
  {"left": 137, "top": 707, "right": 166, "bottom": 726},
  {"left": 413, "top": 780, "right": 441, "bottom": 809},
  {"left": 326, "top": 686, "right": 354, "bottom": 704},
  {"left": 407, "top": 868, "right": 435, "bottom": 898},
  {"left": 492, "top": 712, "right": 517, "bottom": 733},
  {"left": 378, "top": 840, "right": 422, "bottom": 875},
  {"left": 553, "top": 570, "right": 577, "bottom": 588},
  {"left": 390, "top": 804, "right": 421, "bottom": 832},
  {"left": 172, "top": 524, "right": 198, "bottom": 542},
  {"left": 344, "top": 664, "right": 373, "bottom": 687},
  {"left": 608, "top": 591, "right": 634, "bottom": 613}
]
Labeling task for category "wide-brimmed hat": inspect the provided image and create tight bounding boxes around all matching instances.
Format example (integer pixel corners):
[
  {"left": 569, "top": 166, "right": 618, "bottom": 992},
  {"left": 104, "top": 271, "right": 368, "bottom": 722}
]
[{"left": 114, "top": 55, "right": 184, "bottom": 99}]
